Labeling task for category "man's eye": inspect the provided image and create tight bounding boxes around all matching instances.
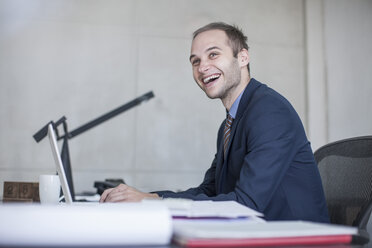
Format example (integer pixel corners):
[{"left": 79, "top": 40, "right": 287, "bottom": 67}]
[
  {"left": 192, "top": 59, "right": 200, "bottom": 66},
  {"left": 209, "top": 53, "right": 218, "bottom": 58}
]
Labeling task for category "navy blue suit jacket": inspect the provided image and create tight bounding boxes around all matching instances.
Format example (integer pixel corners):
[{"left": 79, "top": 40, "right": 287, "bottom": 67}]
[{"left": 156, "top": 78, "right": 329, "bottom": 223}]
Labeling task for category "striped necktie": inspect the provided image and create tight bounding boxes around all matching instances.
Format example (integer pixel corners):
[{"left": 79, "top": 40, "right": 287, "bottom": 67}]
[{"left": 223, "top": 114, "right": 234, "bottom": 156}]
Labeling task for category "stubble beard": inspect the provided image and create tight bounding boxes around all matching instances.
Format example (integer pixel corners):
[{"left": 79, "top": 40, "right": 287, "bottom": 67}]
[{"left": 207, "top": 59, "right": 241, "bottom": 103}]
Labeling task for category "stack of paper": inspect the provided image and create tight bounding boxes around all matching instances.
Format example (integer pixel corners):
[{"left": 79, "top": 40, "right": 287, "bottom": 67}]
[
  {"left": 0, "top": 202, "right": 172, "bottom": 246},
  {"left": 143, "top": 199, "right": 263, "bottom": 219}
]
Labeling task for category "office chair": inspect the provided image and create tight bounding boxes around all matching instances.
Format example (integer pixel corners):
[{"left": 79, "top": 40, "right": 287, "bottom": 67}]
[{"left": 314, "top": 136, "right": 372, "bottom": 242}]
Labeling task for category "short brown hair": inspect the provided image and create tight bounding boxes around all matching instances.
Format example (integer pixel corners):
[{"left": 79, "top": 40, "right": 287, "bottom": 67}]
[{"left": 193, "top": 22, "right": 250, "bottom": 73}]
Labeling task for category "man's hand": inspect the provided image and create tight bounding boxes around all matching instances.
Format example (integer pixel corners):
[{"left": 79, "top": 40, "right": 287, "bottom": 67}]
[{"left": 99, "top": 184, "right": 160, "bottom": 203}]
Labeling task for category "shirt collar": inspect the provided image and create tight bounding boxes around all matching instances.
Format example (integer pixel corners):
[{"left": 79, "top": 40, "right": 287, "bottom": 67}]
[{"left": 228, "top": 91, "right": 244, "bottom": 119}]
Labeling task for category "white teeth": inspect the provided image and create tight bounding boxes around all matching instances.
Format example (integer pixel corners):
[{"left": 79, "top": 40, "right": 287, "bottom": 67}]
[{"left": 203, "top": 74, "right": 220, "bottom": 84}]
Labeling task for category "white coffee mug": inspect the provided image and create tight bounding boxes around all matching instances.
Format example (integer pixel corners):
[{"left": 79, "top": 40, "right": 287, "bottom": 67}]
[{"left": 39, "top": 175, "right": 61, "bottom": 204}]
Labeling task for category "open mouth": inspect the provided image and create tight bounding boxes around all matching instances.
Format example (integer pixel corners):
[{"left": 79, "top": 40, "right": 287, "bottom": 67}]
[{"left": 203, "top": 73, "right": 221, "bottom": 84}]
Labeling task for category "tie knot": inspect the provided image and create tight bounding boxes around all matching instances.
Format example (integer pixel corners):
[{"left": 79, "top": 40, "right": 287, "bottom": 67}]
[{"left": 226, "top": 114, "right": 233, "bottom": 126}]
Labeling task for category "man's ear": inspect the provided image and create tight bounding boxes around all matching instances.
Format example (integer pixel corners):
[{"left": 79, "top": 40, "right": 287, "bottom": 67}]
[{"left": 238, "top": 49, "right": 249, "bottom": 67}]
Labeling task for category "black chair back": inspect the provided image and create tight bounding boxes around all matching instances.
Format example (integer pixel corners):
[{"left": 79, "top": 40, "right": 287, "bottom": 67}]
[{"left": 314, "top": 136, "right": 372, "bottom": 232}]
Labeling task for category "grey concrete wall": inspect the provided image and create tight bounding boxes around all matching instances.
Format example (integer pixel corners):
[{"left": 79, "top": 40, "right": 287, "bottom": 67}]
[
  {"left": 0, "top": 0, "right": 306, "bottom": 195},
  {"left": 324, "top": 0, "right": 372, "bottom": 142}
]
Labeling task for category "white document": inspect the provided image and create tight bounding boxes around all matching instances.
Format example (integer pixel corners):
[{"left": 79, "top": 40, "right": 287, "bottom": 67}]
[
  {"left": 143, "top": 199, "right": 263, "bottom": 218},
  {"left": 0, "top": 202, "right": 172, "bottom": 246}
]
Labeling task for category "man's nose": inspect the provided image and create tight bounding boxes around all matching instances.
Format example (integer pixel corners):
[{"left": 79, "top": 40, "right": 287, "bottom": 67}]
[{"left": 198, "top": 60, "right": 210, "bottom": 73}]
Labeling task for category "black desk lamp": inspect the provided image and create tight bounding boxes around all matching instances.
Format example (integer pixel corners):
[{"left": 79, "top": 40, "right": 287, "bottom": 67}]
[{"left": 33, "top": 91, "right": 154, "bottom": 200}]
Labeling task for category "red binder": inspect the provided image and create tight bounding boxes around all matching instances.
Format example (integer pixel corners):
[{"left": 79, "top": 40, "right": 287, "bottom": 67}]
[{"left": 174, "top": 234, "right": 353, "bottom": 247}]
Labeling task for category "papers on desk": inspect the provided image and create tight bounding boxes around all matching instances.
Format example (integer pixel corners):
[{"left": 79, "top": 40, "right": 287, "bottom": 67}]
[
  {"left": 173, "top": 220, "right": 359, "bottom": 247},
  {"left": 151, "top": 199, "right": 360, "bottom": 247},
  {"left": 0, "top": 202, "right": 172, "bottom": 246},
  {"left": 143, "top": 199, "right": 263, "bottom": 219}
]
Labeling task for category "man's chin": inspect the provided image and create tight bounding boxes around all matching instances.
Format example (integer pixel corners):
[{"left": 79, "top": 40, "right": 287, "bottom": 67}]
[{"left": 205, "top": 91, "right": 220, "bottom": 100}]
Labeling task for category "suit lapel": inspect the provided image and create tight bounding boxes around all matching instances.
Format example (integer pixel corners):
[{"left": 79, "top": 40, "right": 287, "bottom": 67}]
[
  {"left": 225, "top": 78, "right": 261, "bottom": 159},
  {"left": 216, "top": 112, "right": 240, "bottom": 193},
  {"left": 215, "top": 78, "right": 261, "bottom": 193},
  {"left": 215, "top": 128, "right": 225, "bottom": 193},
  {"left": 224, "top": 117, "right": 239, "bottom": 160}
]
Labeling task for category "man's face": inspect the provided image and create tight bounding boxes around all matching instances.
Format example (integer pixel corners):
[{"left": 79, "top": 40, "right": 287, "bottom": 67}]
[{"left": 189, "top": 30, "right": 242, "bottom": 101}]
